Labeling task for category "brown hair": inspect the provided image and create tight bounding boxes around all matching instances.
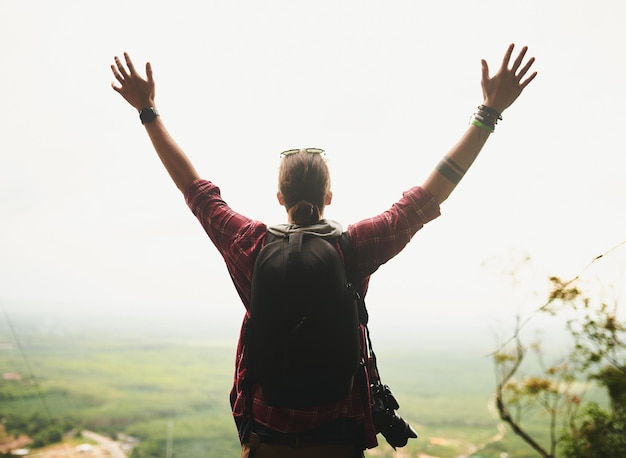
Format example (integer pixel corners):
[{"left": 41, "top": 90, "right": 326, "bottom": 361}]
[{"left": 278, "top": 150, "right": 331, "bottom": 226}]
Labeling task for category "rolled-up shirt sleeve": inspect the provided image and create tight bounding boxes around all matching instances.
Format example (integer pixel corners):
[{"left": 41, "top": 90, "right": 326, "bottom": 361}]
[
  {"left": 184, "top": 179, "right": 267, "bottom": 306},
  {"left": 347, "top": 186, "right": 441, "bottom": 278}
]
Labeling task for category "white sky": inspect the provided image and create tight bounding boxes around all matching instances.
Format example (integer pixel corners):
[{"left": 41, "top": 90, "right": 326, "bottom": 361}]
[{"left": 1, "top": 0, "right": 625, "bottom": 352}]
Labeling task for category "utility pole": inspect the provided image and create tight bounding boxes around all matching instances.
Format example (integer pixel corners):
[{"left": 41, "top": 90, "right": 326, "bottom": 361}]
[{"left": 165, "top": 421, "right": 173, "bottom": 458}]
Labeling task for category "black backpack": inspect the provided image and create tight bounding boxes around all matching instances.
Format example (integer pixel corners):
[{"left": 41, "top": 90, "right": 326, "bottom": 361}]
[{"left": 245, "top": 231, "right": 362, "bottom": 408}]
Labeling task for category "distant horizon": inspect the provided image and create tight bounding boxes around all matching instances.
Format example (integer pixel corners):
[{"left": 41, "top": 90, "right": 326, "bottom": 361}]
[{"left": 1, "top": 295, "right": 575, "bottom": 359}]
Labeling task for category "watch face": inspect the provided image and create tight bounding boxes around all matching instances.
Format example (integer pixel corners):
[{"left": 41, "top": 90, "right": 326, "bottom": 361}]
[{"left": 140, "top": 107, "right": 158, "bottom": 124}]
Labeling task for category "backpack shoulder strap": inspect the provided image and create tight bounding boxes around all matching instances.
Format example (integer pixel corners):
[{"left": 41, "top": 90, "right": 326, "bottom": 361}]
[
  {"left": 338, "top": 233, "right": 357, "bottom": 284},
  {"left": 339, "top": 232, "right": 369, "bottom": 326}
]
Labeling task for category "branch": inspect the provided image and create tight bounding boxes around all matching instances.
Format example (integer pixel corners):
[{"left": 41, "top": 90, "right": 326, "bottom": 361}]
[
  {"left": 490, "top": 239, "right": 626, "bottom": 356},
  {"left": 495, "top": 339, "right": 554, "bottom": 458}
]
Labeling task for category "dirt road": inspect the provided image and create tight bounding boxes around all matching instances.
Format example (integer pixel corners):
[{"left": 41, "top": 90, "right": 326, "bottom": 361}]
[
  {"left": 81, "top": 431, "right": 128, "bottom": 458},
  {"left": 25, "top": 431, "right": 129, "bottom": 458}
]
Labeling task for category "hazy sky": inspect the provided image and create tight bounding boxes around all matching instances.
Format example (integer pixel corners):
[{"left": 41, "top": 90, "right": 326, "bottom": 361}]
[{"left": 1, "top": 1, "right": 625, "bottom": 352}]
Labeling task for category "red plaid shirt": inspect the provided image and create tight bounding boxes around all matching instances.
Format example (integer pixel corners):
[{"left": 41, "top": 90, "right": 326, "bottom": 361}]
[{"left": 185, "top": 179, "right": 440, "bottom": 449}]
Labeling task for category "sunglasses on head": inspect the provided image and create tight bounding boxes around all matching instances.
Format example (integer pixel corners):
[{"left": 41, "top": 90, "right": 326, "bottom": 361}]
[{"left": 280, "top": 148, "right": 325, "bottom": 158}]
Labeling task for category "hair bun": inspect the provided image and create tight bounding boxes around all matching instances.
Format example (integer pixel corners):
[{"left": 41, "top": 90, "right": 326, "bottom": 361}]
[{"left": 290, "top": 201, "right": 319, "bottom": 226}]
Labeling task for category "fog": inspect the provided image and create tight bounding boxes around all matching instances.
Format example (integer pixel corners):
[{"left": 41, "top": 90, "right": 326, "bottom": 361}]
[{"left": 1, "top": 1, "right": 625, "bottom": 359}]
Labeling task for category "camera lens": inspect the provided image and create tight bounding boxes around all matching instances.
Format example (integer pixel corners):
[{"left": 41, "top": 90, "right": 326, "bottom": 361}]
[
  {"left": 375, "top": 412, "right": 418, "bottom": 448},
  {"left": 370, "top": 383, "right": 418, "bottom": 448}
]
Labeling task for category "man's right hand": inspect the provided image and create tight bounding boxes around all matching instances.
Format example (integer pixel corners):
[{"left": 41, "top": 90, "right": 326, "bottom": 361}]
[{"left": 111, "top": 52, "right": 156, "bottom": 112}]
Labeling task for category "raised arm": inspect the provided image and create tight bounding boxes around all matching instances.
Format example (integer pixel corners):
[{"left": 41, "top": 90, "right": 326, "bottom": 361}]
[
  {"left": 111, "top": 53, "right": 199, "bottom": 193},
  {"left": 422, "top": 44, "right": 537, "bottom": 204}
]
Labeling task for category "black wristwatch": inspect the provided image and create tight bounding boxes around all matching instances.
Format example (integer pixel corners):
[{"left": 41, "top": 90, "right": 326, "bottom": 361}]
[{"left": 139, "top": 107, "right": 159, "bottom": 124}]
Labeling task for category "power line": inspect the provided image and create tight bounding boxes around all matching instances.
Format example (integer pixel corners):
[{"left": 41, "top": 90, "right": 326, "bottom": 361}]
[{"left": 1, "top": 303, "right": 53, "bottom": 420}]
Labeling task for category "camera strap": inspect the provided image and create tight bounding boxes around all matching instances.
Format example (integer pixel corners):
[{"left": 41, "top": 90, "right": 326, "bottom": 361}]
[
  {"left": 340, "top": 234, "right": 419, "bottom": 449},
  {"left": 338, "top": 234, "right": 381, "bottom": 383}
]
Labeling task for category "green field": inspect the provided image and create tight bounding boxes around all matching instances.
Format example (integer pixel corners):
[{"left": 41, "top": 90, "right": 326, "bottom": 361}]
[{"left": 1, "top": 329, "right": 560, "bottom": 457}]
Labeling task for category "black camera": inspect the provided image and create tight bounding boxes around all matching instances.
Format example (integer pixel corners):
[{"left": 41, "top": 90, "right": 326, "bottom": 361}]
[{"left": 370, "top": 381, "right": 418, "bottom": 449}]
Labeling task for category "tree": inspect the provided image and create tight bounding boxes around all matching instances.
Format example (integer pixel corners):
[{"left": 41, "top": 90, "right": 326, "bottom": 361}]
[{"left": 493, "top": 243, "right": 626, "bottom": 457}]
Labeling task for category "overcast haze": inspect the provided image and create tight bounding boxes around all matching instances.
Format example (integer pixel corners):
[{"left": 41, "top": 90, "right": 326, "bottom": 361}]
[{"left": 1, "top": 1, "right": 625, "bottom": 352}]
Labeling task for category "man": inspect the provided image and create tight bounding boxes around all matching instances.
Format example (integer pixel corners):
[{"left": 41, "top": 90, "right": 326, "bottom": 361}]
[{"left": 111, "top": 44, "right": 536, "bottom": 457}]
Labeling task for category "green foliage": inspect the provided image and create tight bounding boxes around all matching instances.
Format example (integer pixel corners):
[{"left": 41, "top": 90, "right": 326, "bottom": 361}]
[
  {"left": 129, "top": 440, "right": 162, "bottom": 458},
  {"left": 126, "top": 412, "right": 240, "bottom": 458},
  {"left": 0, "top": 336, "right": 242, "bottom": 456},
  {"left": 559, "top": 402, "right": 626, "bottom": 458},
  {"left": 0, "top": 411, "right": 76, "bottom": 449},
  {"left": 31, "top": 425, "right": 63, "bottom": 448},
  {"left": 0, "top": 378, "right": 39, "bottom": 401},
  {"left": 493, "top": 268, "right": 626, "bottom": 457}
]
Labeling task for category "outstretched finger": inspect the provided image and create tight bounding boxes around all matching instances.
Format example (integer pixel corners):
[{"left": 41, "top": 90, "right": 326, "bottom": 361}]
[
  {"left": 111, "top": 63, "right": 124, "bottom": 84},
  {"left": 114, "top": 56, "right": 129, "bottom": 78},
  {"left": 519, "top": 71, "right": 538, "bottom": 90},
  {"left": 124, "top": 52, "right": 138, "bottom": 76},
  {"left": 480, "top": 59, "right": 490, "bottom": 82},
  {"left": 511, "top": 46, "right": 529, "bottom": 73},
  {"left": 145, "top": 61, "right": 153, "bottom": 84},
  {"left": 500, "top": 43, "right": 515, "bottom": 70},
  {"left": 516, "top": 56, "right": 535, "bottom": 80}
]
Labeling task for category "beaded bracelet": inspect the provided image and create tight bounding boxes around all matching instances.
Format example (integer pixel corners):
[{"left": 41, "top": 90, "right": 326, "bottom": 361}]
[
  {"left": 478, "top": 104, "right": 503, "bottom": 121},
  {"left": 473, "top": 112, "right": 495, "bottom": 128},
  {"left": 470, "top": 104, "right": 502, "bottom": 133},
  {"left": 471, "top": 111, "right": 495, "bottom": 133}
]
